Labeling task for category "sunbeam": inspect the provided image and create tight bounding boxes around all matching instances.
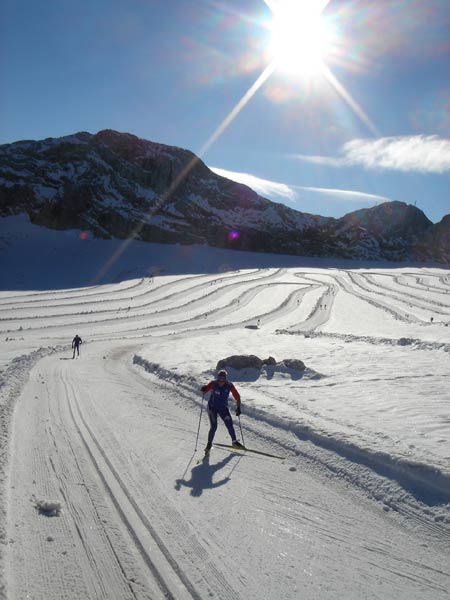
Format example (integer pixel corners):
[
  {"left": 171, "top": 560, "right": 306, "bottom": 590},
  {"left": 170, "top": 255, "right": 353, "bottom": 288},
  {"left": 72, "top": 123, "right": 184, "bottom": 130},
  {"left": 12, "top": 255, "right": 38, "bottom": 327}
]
[
  {"left": 321, "top": 63, "right": 380, "bottom": 137},
  {"left": 92, "top": 61, "right": 276, "bottom": 284},
  {"left": 93, "top": 0, "right": 380, "bottom": 284},
  {"left": 198, "top": 60, "right": 276, "bottom": 156}
]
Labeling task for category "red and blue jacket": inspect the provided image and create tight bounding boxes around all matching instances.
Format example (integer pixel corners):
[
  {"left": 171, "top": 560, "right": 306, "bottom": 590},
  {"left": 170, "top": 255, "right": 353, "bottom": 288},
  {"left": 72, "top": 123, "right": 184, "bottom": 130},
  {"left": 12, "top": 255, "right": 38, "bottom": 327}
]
[{"left": 203, "top": 380, "right": 241, "bottom": 411}]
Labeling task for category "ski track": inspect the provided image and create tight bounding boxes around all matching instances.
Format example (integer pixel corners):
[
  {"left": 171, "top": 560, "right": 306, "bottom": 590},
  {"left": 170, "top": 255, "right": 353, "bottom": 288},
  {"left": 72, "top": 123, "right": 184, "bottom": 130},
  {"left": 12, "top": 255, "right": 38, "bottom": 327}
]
[
  {"left": 7, "top": 354, "right": 243, "bottom": 600},
  {"left": 2, "top": 266, "right": 450, "bottom": 599},
  {"left": 0, "top": 270, "right": 255, "bottom": 316},
  {"left": 7, "top": 346, "right": 450, "bottom": 599},
  {"left": 3, "top": 268, "right": 449, "bottom": 339},
  {"left": 0, "top": 269, "right": 274, "bottom": 329},
  {"left": 346, "top": 271, "right": 450, "bottom": 316}
]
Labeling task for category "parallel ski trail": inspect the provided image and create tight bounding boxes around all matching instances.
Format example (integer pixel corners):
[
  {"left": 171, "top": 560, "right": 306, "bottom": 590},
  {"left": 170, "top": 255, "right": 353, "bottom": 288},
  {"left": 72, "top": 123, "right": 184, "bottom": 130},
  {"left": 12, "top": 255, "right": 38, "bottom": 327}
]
[
  {"left": 6, "top": 363, "right": 144, "bottom": 600},
  {"left": 61, "top": 372, "right": 201, "bottom": 600},
  {"left": 60, "top": 353, "right": 243, "bottom": 600}
]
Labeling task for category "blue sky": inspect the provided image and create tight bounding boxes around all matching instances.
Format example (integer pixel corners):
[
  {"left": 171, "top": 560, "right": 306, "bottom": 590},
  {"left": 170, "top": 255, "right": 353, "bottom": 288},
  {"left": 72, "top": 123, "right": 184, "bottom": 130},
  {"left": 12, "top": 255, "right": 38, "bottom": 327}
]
[{"left": 1, "top": 0, "right": 449, "bottom": 223}]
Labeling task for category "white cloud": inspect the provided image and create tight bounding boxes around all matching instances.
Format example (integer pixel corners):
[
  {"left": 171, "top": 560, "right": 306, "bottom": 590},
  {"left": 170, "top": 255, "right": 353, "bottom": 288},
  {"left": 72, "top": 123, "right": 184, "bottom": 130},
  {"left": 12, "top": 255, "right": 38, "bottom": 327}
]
[
  {"left": 210, "top": 167, "right": 297, "bottom": 203},
  {"left": 210, "top": 166, "right": 392, "bottom": 206},
  {"left": 299, "top": 186, "right": 391, "bottom": 204},
  {"left": 343, "top": 135, "right": 450, "bottom": 173},
  {"left": 293, "top": 135, "right": 450, "bottom": 173}
]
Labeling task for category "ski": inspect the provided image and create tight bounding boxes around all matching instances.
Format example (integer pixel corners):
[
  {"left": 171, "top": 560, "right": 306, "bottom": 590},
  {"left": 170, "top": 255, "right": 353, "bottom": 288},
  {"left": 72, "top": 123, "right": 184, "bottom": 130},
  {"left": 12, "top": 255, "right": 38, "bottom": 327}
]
[{"left": 213, "top": 443, "right": 285, "bottom": 460}]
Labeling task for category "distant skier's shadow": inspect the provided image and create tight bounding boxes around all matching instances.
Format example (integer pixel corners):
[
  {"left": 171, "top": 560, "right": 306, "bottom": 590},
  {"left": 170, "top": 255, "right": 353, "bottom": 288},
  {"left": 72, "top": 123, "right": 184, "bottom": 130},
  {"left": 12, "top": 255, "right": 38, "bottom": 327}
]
[{"left": 175, "top": 454, "right": 235, "bottom": 497}]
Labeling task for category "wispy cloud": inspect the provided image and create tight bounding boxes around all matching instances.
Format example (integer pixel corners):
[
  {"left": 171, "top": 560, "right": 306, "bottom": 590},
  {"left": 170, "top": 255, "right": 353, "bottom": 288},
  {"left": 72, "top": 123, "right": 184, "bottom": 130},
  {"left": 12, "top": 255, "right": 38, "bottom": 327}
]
[
  {"left": 210, "top": 167, "right": 297, "bottom": 203},
  {"left": 209, "top": 166, "right": 391, "bottom": 205},
  {"left": 293, "top": 135, "right": 450, "bottom": 173},
  {"left": 299, "top": 186, "right": 391, "bottom": 204},
  {"left": 292, "top": 155, "right": 343, "bottom": 167}
]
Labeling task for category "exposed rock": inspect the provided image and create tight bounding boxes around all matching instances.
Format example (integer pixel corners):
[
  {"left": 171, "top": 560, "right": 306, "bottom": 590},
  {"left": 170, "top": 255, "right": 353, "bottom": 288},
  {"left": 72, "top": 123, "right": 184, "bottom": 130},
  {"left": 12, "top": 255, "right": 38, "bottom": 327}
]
[
  {"left": 279, "top": 358, "right": 306, "bottom": 371},
  {"left": 216, "top": 355, "right": 263, "bottom": 371},
  {"left": 262, "top": 356, "right": 277, "bottom": 366},
  {"left": 215, "top": 354, "right": 306, "bottom": 380},
  {"left": 414, "top": 214, "right": 450, "bottom": 265}
]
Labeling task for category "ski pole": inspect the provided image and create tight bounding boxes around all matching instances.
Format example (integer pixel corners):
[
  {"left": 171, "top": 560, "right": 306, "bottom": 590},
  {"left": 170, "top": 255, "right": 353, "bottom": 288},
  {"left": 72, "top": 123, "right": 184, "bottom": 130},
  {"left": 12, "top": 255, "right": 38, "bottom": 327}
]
[
  {"left": 194, "top": 393, "right": 205, "bottom": 452},
  {"left": 238, "top": 415, "right": 245, "bottom": 448}
]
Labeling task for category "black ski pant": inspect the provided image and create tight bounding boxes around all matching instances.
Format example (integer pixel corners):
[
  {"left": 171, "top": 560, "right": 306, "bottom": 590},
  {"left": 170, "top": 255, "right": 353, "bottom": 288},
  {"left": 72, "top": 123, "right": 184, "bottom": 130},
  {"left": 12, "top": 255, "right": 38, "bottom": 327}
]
[{"left": 206, "top": 406, "right": 237, "bottom": 447}]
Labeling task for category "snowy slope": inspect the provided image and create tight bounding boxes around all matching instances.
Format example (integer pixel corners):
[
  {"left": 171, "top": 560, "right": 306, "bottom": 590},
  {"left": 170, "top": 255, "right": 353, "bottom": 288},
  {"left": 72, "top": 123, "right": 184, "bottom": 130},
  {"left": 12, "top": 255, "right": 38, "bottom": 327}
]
[{"left": 0, "top": 217, "right": 449, "bottom": 599}]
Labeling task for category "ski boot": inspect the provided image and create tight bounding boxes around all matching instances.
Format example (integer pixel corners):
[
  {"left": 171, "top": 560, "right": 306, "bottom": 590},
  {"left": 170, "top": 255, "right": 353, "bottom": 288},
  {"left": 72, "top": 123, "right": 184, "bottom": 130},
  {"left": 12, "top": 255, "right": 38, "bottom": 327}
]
[{"left": 232, "top": 440, "right": 245, "bottom": 450}]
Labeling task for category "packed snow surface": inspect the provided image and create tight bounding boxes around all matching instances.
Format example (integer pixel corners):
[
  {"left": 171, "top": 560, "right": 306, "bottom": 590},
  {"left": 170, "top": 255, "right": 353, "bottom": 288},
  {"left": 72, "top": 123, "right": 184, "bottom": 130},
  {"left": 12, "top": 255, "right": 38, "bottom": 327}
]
[{"left": 0, "top": 215, "right": 449, "bottom": 599}]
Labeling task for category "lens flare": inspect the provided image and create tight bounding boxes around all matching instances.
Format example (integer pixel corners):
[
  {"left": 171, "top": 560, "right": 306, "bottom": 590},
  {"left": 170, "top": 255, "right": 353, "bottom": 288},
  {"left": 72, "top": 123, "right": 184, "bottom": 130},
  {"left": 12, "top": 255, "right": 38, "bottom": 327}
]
[{"left": 228, "top": 230, "right": 240, "bottom": 241}]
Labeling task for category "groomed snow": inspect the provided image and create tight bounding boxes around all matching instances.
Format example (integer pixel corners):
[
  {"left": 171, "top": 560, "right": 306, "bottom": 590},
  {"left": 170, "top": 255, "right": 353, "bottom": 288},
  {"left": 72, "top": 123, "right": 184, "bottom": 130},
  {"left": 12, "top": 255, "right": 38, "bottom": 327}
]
[{"left": 0, "top": 214, "right": 449, "bottom": 599}]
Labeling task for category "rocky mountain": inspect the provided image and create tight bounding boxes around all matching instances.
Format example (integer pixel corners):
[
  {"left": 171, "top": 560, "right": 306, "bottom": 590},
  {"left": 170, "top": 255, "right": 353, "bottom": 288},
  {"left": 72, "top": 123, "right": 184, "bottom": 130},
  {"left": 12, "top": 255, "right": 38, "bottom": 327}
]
[{"left": 0, "top": 129, "right": 448, "bottom": 264}]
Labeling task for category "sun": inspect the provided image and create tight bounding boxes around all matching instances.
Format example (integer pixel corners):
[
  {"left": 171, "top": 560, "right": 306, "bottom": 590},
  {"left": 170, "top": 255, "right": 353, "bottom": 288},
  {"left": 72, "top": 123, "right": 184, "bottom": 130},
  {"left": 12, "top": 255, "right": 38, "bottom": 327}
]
[{"left": 267, "top": 0, "right": 332, "bottom": 76}]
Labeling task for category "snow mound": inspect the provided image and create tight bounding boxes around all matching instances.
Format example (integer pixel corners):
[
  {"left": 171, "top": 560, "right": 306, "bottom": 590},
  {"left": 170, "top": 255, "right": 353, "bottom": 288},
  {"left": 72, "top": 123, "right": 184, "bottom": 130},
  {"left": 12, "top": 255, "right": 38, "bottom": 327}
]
[
  {"left": 278, "top": 330, "right": 450, "bottom": 353},
  {"left": 0, "top": 346, "right": 62, "bottom": 545},
  {"left": 133, "top": 353, "right": 318, "bottom": 388},
  {"left": 132, "top": 355, "right": 200, "bottom": 392}
]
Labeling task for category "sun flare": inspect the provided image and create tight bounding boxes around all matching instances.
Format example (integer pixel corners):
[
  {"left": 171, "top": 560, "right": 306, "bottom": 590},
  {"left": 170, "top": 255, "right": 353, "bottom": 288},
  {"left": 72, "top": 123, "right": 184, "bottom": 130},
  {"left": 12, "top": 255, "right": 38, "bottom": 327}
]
[{"left": 267, "top": 0, "right": 332, "bottom": 76}]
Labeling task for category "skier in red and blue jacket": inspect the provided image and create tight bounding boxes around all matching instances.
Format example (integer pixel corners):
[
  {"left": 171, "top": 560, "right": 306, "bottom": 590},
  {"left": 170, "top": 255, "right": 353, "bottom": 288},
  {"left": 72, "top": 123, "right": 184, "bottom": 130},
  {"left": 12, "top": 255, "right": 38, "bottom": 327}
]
[{"left": 201, "top": 369, "right": 244, "bottom": 456}]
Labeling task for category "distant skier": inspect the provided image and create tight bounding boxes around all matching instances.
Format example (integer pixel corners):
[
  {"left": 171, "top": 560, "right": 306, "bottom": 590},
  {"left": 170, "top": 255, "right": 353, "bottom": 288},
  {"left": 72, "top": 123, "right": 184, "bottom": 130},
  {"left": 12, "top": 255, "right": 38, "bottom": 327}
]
[
  {"left": 201, "top": 369, "right": 244, "bottom": 456},
  {"left": 72, "top": 334, "right": 82, "bottom": 359}
]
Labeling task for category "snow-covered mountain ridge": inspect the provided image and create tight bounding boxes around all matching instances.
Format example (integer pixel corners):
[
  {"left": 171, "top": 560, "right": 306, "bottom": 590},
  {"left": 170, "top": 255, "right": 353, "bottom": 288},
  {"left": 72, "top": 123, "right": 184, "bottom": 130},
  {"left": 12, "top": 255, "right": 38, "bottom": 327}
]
[{"left": 0, "top": 129, "right": 449, "bottom": 263}]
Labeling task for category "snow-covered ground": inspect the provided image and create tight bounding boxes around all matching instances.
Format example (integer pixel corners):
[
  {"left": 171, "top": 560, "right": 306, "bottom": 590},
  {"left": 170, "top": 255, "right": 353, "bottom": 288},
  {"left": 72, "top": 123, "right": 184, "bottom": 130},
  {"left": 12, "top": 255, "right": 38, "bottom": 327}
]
[{"left": 0, "top": 215, "right": 449, "bottom": 599}]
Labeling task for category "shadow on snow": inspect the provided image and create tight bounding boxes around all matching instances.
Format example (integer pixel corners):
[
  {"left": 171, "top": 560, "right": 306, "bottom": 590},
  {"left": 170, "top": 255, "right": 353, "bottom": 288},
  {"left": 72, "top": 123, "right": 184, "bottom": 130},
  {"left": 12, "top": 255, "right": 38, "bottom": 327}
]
[{"left": 175, "top": 454, "right": 236, "bottom": 497}]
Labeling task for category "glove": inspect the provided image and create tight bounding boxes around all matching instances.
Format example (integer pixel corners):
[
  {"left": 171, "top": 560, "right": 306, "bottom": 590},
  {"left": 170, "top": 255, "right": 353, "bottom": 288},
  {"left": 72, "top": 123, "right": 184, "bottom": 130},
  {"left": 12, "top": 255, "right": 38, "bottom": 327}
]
[
  {"left": 235, "top": 405, "right": 241, "bottom": 417},
  {"left": 201, "top": 385, "right": 208, "bottom": 393}
]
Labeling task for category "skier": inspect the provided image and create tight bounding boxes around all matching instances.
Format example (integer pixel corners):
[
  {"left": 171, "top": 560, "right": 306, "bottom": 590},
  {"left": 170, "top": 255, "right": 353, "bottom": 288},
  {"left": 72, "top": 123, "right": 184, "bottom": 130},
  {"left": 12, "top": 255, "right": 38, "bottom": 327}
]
[
  {"left": 72, "top": 334, "right": 82, "bottom": 359},
  {"left": 201, "top": 369, "right": 244, "bottom": 456}
]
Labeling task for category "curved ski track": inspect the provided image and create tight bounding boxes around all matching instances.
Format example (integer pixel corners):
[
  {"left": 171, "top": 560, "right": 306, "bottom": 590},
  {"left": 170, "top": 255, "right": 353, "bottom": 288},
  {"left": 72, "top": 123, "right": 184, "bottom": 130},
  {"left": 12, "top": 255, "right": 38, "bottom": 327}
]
[
  {"left": 2, "top": 267, "right": 449, "bottom": 341},
  {"left": 4, "top": 266, "right": 450, "bottom": 599}
]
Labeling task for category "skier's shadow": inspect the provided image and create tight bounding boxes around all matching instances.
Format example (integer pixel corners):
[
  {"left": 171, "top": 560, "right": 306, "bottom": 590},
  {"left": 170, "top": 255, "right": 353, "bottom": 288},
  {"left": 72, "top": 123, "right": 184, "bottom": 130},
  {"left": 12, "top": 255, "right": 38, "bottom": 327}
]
[{"left": 175, "top": 454, "right": 235, "bottom": 497}]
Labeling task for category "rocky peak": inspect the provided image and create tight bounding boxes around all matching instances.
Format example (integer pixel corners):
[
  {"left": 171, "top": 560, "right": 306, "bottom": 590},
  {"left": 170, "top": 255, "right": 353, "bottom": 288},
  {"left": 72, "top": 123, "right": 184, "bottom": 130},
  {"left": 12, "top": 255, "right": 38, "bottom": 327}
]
[{"left": 340, "top": 201, "right": 432, "bottom": 239}]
